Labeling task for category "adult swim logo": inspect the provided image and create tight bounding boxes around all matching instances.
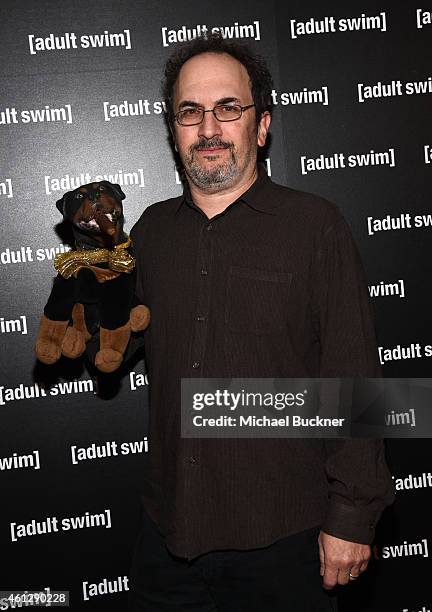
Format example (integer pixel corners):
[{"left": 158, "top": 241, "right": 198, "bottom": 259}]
[
  {"left": 368, "top": 279, "right": 405, "bottom": 298},
  {"left": 300, "top": 147, "right": 395, "bottom": 175},
  {"left": 161, "top": 21, "right": 261, "bottom": 47},
  {"left": 416, "top": 8, "right": 432, "bottom": 28},
  {"left": 271, "top": 88, "right": 328, "bottom": 106},
  {"left": 377, "top": 343, "right": 432, "bottom": 365},
  {"left": 0, "top": 378, "right": 95, "bottom": 405},
  {"left": 82, "top": 575, "right": 129, "bottom": 602},
  {"left": 358, "top": 77, "right": 432, "bottom": 102},
  {"left": 380, "top": 537, "right": 429, "bottom": 559},
  {"left": 45, "top": 169, "right": 145, "bottom": 195},
  {"left": 0, "top": 105, "right": 72, "bottom": 125},
  {"left": 393, "top": 471, "right": 432, "bottom": 492},
  {"left": 27, "top": 30, "right": 131, "bottom": 55},
  {"left": 0, "top": 178, "right": 13, "bottom": 198},
  {"left": 0, "top": 244, "right": 70, "bottom": 267},
  {"left": 424, "top": 145, "right": 432, "bottom": 164},
  {"left": 289, "top": 12, "right": 386, "bottom": 39},
  {"left": 0, "top": 315, "right": 27, "bottom": 335},
  {"left": 367, "top": 212, "right": 432, "bottom": 236},
  {"left": 10, "top": 509, "right": 112, "bottom": 542}
]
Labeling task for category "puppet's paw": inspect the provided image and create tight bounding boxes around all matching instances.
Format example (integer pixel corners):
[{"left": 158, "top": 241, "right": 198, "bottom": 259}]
[
  {"left": 35, "top": 340, "right": 63, "bottom": 364},
  {"left": 130, "top": 304, "right": 151, "bottom": 332},
  {"left": 61, "top": 326, "right": 86, "bottom": 359},
  {"left": 95, "top": 323, "right": 131, "bottom": 373},
  {"left": 95, "top": 348, "right": 123, "bottom": 373},
  {"left": 34, "top": 316, "right": 69, "bottom": 364}
]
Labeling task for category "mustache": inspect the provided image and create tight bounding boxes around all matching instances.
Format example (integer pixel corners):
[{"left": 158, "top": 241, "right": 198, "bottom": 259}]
[{"left": 192, "top": 137, "right": 233, "bottom": 151}]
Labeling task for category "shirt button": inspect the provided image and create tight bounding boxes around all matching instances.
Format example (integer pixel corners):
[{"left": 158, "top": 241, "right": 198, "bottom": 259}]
[
  {"left": 206, "top": 223, "right": 213, "bottom": 231},
  {"left": 188, "top": 456, "right": 197, "bottom": 464},
  {"left": 196, "top": 315, "right": 205, "bottom": 321},
  {"left": 200, "top": 268, "right": 208, "bottom": 275},
  {"left": 192, "top": 361, "right": 200, "bottom": 369}
]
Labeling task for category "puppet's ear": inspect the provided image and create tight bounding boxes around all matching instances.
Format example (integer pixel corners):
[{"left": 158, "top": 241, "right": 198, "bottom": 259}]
[
  {"left": 56, "top": 195, "right": 66, "bottom": 215},
  {"left": 101, "top": 181, "right": 126, "bottom": 201},
  {"left": 56, "top": 191, "right": 76, "bottom": 217}
]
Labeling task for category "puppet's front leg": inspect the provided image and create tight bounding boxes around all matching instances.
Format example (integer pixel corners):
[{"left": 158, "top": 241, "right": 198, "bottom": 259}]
[
  {"left": 35, "top": 274, "right": 75, "bottom": 364},
  {"left": 35, "top": 317, "right": 70, "bottom": 364},
  {"left": 96, "top": 321, "right": 131, "bottom": 373},
  {"left": 95, "top": 272, "right": 133, "bottom": 373},
  {"left": 61, "top": 303, "right": 92, "bottom": 359}
]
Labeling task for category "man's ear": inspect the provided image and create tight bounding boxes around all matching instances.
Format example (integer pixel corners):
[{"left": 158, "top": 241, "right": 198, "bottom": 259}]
[{"left": 257, "top": 111, "right": 271, "bottom": 147}]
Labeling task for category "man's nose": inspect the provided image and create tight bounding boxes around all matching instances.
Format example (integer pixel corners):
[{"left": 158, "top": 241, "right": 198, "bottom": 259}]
[{"left": 197, "top": 110, "right": 222, "bottom": 139}]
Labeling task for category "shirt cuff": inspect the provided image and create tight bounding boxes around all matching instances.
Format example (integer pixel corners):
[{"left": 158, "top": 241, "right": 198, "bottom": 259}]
[{"left": 321, "top": 500, "right": 381, "bottom": 545}]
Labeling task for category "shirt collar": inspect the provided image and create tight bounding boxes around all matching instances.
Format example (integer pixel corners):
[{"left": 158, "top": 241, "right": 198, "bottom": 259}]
[{"left": 175, "top": 163, "right": 277, "bottom": 215}]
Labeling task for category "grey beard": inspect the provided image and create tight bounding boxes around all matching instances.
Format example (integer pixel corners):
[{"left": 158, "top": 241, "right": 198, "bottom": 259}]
[{"left": 183, "top": 147, "right": 238, "bottom": 191}]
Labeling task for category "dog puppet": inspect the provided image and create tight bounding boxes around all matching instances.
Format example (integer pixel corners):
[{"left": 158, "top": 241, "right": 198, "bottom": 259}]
[{"left": 34, "top": 181, "right": 150, "bottom": 373}]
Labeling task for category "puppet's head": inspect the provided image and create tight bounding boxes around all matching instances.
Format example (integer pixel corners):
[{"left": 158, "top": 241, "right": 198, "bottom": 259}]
[{"left": 56, "top": 181, "right": 126, "bottom": 248}]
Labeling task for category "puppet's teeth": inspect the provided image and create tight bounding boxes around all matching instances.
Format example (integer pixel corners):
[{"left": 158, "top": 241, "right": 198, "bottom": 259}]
[{"left": 81, "top": 219, "right": 99, "bottom": 228}]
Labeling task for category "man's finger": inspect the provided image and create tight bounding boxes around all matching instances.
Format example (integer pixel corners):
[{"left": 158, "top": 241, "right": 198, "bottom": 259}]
[
  {"left": 337, "top": 568, "right": 352, "bottom": 585},
  {"left": 322, "top": 566, "right": 339, "bottom": 590}
]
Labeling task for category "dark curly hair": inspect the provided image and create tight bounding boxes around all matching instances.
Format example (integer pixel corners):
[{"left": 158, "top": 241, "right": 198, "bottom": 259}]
[{"left": 162, "top": 33, "right": 274, "bottom": 127}]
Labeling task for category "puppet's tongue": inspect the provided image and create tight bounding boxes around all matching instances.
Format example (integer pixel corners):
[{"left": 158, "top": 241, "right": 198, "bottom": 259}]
[{"left": 93, "top": 210, "right": 116, "bottom": 236}]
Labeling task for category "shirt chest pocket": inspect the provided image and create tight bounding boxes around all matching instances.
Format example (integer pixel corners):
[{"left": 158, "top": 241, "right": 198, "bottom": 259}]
[{"left": 225, "top": 266, "right": 293, "bottom": 335}]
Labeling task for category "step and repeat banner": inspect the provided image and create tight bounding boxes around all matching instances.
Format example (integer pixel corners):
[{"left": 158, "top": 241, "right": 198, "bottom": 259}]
[{"left": 0, "top": 0, "right": 430, "bottom": 610}]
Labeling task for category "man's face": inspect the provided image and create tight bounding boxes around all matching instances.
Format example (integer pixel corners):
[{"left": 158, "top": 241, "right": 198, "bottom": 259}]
[{"left": 172, "top": 52, "right": 270, "bottom": 193}]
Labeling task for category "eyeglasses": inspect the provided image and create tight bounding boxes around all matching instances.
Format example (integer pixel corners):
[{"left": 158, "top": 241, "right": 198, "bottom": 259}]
[{"left": 174, "top": 103, "right": 255, "bottom": 126}]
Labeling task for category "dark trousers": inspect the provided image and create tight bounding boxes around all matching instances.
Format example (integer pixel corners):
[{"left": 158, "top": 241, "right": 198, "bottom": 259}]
[{"left": 128, "top": 507, "right": 338, "bottom": 611}]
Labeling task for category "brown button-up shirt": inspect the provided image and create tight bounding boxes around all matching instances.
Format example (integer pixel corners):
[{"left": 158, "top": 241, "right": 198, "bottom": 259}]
[{"left": 130, "top": 164, "right": 395, "bottom": 560}]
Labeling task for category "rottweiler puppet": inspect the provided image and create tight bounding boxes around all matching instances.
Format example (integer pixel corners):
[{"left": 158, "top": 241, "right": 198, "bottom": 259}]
[{"left": 34, "top": 181, "right": 150, "bottom": 373}]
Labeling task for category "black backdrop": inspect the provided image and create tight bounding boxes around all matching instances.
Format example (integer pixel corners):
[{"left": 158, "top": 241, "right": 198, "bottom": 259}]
[{"left": 1, "top": 1, "right": 431, "bottom": 610}]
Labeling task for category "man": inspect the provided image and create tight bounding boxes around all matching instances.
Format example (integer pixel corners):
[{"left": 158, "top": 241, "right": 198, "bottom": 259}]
[{"left": 128, "top": 34, "right": 395, "bottom": 611}]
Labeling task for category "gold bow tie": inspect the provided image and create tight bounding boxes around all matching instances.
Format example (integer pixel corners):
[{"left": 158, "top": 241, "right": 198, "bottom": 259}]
[{"left": 54, "top": 235, "right": 135, "bottom": 279}]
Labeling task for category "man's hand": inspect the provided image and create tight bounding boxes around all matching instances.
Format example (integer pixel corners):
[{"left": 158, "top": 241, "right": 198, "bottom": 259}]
[{"left": 318, "top": 530, "right": 371, "bottom": 590}]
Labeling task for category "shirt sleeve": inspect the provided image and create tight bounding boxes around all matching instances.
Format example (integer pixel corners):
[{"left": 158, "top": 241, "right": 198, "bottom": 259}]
[
  {"left": 311, "top": 214, "right": 395, "bottom": 544},
  {"left": 130, "top": 216, "right": 148, "bottom": 306},
  {"left": 121, "top": 214, "right": 150, "bottom": 365}
]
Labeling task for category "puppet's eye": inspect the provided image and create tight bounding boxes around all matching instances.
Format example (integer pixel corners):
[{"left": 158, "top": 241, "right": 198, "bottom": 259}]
[
  {"left": 99, "top": 185, "right": 105, "bottom": 191},
  {"left": 75, "top": 192, "right": 84, "bottom": 199}
]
